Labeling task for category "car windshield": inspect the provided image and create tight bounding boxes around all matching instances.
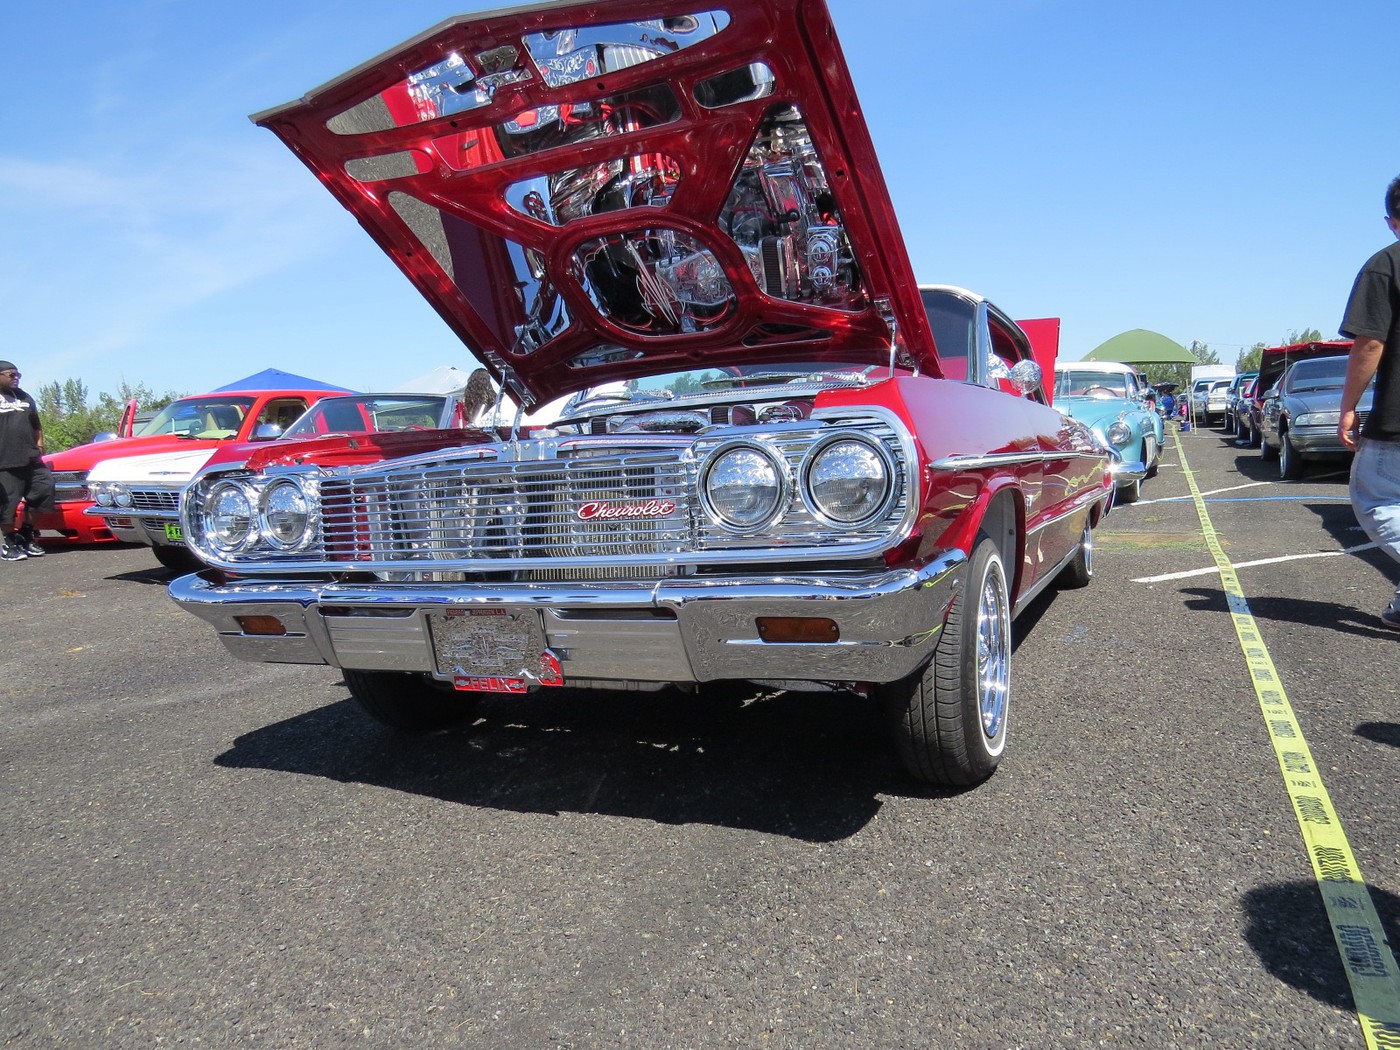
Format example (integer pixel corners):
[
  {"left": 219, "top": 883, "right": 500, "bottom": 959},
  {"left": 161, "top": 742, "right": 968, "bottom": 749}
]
[
  {"left": 135, "top": 397, "right": 256, "bottom": 439},
  {"left": 1054, "top": 370, "right": 1129, "bottom": 399},
  {"left": 1287, "top": 357, "right": 1349, "bottom": 391},
  {"left": 1209, "top": 380, "right": 1231, "bottom": 393},
  {"left": 282, "top": 394, "right": 448, "bottom": 437}
]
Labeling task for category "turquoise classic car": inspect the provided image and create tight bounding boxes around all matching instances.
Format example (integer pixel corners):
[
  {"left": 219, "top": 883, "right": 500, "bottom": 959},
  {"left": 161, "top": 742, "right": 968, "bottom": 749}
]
[{"left": 1053, "top": 362, "right": 1164, "bottom": 502}]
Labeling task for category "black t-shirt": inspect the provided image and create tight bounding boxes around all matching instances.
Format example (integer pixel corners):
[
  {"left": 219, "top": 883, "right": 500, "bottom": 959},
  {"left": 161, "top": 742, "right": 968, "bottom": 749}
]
[
  {"left": 1340, "top": 239, "right": 1400, "bottom": 440},
  {"left": 0, "top": 387, "right": 42, "bottom": 469}
]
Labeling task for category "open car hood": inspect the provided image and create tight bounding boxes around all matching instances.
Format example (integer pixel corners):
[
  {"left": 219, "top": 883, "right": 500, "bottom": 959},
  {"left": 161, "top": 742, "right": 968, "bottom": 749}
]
[{"left": 254, "top": 0, "right": 937, "bottom": 410}]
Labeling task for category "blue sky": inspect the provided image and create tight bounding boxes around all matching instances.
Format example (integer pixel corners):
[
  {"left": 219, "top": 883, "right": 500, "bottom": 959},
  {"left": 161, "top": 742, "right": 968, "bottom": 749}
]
[{"left": 3, "top": 0, "right": 1393, "bottom": 400}]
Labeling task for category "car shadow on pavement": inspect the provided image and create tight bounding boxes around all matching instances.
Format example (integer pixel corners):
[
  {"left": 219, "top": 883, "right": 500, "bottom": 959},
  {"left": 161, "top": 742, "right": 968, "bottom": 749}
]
[
  {"left": 213, "top": 684, "right": 963, "bottom": 842},
  {"left": 1181, "top": 588, "right": 1398, "bottom": 640},
  {"left": 107, "top": 565, "right": 179, "bottom": 586},
  {"left": 1355, "top": 721, "right": 1400, "bottom": 750},
  {"left": 1243, "top": 879, "right": 1399, "bottom": 1011}
]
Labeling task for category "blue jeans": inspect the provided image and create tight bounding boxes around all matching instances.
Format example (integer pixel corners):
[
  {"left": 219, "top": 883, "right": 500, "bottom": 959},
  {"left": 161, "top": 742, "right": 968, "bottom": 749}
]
[{"left": 1350, "top": 437, "right": 1400, "bottom": 615}]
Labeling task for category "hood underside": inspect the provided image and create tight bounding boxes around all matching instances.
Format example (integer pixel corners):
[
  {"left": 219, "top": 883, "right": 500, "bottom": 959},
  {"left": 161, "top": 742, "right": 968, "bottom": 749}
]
[{"left": 254, "top": 0, "right": 936, "bottom": 410}]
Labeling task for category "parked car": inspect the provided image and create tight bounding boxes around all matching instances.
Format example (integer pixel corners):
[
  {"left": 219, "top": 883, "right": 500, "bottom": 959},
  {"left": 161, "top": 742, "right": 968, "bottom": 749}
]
[
  {"left": 1052, "top": 361, "right": 1162, "bottom": 503},
  {"left": 86, "top": 393, "right": 458, "bottom": 570},
  {"left": 36, "top": 384, "right": 351, "bottom": 545},
  {"left": 169, "top": 0, "right": 1114, "bottom": 787},
  {"left": 1243, "top": 339, "right": 1354, "bottom": 454},
  {"left": 1221, "top": 371, "right": 1257, "bottom": 435},
  {"left": 1189, "top": 378, "right": 1234, "bottom": 426},
  {"left": 1259, "top": 355, "right": 1374, "bottom": 479},
  {"left": 1234, "top": 376, "right": 1261, "bottom": 447}
]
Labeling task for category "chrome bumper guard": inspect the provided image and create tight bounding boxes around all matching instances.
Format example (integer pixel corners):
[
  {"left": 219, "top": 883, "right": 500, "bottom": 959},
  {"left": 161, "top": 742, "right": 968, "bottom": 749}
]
[
  {"left": 1108, "top": 453, "right": 1148, "bottom": 484},
  {"left": 168, "top": 551, "right": 966, "bottom": 687}
]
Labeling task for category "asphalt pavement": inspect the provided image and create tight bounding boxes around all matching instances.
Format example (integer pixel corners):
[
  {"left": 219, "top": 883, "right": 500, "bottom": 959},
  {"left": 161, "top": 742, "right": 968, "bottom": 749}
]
[{"left": 2, "top": 423, "right": 1397, "bottom": 1049}]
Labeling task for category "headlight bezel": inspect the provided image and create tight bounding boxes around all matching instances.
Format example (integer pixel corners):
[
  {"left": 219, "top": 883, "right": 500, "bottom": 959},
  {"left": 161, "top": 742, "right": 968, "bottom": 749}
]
[
  {"left": 1106, "top": 420, "right": 1133, "bottom": 448},
  {"left": 197, "top": 479, "right": 259, "bottom": 555},
  {"left": 185, "top": 472, "right": 319, "bottom": 560},
  {"left": 259, "top": 479, "right": 313, "bottom": 551},
  {"left": 699, "top": 440, "right": 789, "bottom": 533},
  {"left": 800, "top": 432, "right": 897, "bottom": 529}
]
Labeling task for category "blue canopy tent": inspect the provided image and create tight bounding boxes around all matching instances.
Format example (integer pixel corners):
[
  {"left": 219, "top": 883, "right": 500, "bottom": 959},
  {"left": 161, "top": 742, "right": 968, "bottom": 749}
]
[{"left": 213, "top": 368, "right": 356, "bottom": 392}]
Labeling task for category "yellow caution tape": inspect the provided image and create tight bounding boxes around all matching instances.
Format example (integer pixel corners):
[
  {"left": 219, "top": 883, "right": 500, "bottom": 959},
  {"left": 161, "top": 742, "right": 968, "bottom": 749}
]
[{"left": 1174, "top": 428, "right": 1400, "bottom": 1048}]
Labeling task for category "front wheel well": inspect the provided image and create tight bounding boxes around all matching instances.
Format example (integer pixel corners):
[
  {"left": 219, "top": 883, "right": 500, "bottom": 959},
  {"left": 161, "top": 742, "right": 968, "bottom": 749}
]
[{"left": 976, "top": 488, "right": 1022, "bottom": 592}]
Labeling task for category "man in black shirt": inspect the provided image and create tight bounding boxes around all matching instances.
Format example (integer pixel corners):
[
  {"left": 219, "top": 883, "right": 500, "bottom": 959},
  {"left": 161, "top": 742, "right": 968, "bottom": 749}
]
[
  {"left": 0, "top": 360, "right": 52, "bottom": 561},
  {"left": 1339, "top": 176, "right": 1400, "bottom": 630}
]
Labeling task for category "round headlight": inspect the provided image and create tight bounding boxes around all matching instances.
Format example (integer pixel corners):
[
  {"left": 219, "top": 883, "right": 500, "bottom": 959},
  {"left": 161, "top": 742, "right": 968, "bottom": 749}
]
[
  {"left": 806, "top": 437, "right": 892, "bottom": 525},
  {"left": 1106, "top": 421, "right": 1132, "bottom": 447},
  {"left": 260, "top": 481, "right": 310, "bottom": 549},
  {"left": 702, "top": 444, "right": 784, "bottom": 530},
  {"left": 112, "top": 485, "right": 133, "bottom": 508},
  {"left": 202, "top": 482, "right": 255, "bottom": 553},
  {"left": 93, "top": 485, "right": 113, "bottom": 507}
]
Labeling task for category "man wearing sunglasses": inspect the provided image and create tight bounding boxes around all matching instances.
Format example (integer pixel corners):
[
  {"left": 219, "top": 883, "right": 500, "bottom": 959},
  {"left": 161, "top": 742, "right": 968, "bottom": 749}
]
[{"left": 0, "top": 361, "right": 51, "bottom": 561}]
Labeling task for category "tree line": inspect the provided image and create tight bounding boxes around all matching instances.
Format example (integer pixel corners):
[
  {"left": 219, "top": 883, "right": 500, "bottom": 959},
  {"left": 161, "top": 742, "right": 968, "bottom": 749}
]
[
  {"left": 1140, "top": 328, "right": 1326, "bottom": 389},
  {"left": 37, "top": 379, "right": 185, "bottom": 453}
]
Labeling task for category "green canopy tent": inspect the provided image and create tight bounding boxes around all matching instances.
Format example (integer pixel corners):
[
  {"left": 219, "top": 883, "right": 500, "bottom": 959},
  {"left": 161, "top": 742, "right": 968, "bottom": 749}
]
[{"left": 1081, "top": 329, "right": 1197, "bottom": 365}]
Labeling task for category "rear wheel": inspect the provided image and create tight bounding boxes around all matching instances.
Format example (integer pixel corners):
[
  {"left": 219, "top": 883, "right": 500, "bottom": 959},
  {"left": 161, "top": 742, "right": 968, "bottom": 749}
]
[
  {"left": 345, "top": 669, "right": 480, "bottom": 730},
  {"left": 1223, "top": 411, "right": 1236, "bottom": 435},
  {"left": 1058, "top": 520, "right": 1094, "bottom": 589},
  {"left": 1260, "top": 432, "right": 1278, "bottom": 461},
  {"left": 881, "top": 536, "right": 1011, "bottom": 786}
]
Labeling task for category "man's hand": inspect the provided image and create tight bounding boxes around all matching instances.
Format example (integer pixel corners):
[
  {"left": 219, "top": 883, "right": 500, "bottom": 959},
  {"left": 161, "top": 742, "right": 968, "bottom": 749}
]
[{"left": 1339, "top": 408, "right": 1360, "bottom": 451}]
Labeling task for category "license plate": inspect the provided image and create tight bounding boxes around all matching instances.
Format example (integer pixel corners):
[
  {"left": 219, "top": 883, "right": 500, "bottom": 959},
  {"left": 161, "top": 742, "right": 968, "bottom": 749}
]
[
  {"left": 428, "top": 608, "right": 564, "bottom": 691},
  {"left": 163, "top": 523, "right": 184, "bottom": 542}
]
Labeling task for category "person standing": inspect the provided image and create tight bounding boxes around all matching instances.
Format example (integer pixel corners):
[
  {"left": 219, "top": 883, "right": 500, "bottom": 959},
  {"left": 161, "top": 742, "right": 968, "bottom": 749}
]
[
  {"left": 1339, "top": 175, "right": 1400, "bottom": 631},
  {"left": 0, "top": 360, "right": 51, "bottom": 561}
]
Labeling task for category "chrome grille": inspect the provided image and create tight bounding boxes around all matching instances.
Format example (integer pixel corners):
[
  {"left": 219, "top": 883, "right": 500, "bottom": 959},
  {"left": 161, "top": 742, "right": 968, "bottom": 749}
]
[
  {"left": 202, "top": 416, "right": 913, "bottom": 574},
  {"left": 321, "top": 449, "right": 694, "bottom": 562},
  {"left": 129, "top": 487, "right": 181, "bottom": 512}
]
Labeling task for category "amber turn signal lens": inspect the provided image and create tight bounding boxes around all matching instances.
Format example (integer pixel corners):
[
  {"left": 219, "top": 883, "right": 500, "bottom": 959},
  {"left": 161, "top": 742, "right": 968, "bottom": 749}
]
[
  {"left": 755, "top": 617, "right": 839, "bottom": 643},
  {"left": 235, "top": 615, "right": 287, "bottom": 636}
]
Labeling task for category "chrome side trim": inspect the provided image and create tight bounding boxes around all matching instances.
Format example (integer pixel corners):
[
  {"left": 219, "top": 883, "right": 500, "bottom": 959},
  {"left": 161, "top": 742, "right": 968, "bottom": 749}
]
[{"left": 929, "top": 450, "right": 1108, "bottom": 471}]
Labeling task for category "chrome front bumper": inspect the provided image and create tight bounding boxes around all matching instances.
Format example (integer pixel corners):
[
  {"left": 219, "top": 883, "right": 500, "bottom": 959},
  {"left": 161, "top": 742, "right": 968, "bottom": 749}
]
[
  {"left": 1288, "top": 425, "right": 1350, "bottom": 456},
  {"left": 1108, "top": 453, "right": 1148, "bottom": 485},
  {"left": 168, "top": 552, "right": 966, "bottom": 687}
]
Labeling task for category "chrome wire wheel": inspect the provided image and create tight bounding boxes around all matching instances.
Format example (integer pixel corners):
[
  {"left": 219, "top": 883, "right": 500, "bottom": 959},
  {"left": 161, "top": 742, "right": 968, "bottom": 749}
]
[
  {"left": 976, "top": 557, "right": 1011, "bottom": 744},
  {"left": 881, "top": 535, "right": 1013, "bottom": 786}
]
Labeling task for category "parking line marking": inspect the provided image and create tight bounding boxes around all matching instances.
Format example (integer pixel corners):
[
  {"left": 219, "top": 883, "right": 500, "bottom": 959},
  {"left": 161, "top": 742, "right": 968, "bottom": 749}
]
[
  {"left": 1132, "top": 543, "right": 1378, "bottom": 584},
  {"left": 1135, "top": 481, "right": 1269, "bottom": 504},
  {"left": 1173, "top": 428, "right": 1400, "bottom": 1049}
]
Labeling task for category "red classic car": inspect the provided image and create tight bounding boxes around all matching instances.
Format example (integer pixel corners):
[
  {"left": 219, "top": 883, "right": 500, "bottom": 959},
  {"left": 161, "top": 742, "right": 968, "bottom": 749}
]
[
  {"left": 37, "top": 385, "right": 351, "bottom": 544},
  {"left": 169, "top": 0, "right": 1112, "bottom": 786},
  {"left": 84, "top": 392, "right": 465, "bottom": 570}
]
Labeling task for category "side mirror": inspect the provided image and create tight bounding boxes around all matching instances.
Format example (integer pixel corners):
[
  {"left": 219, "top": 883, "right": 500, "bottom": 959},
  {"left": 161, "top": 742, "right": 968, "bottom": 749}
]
[
  {"left": 252, "top": 423, "right": 284, "bottom": 441},
  {"left": 90, "top": 431, "right": 120, "bottom": 444},
  {"left": 1008, "top": 359, "right": 1042, "bottom": 396}
]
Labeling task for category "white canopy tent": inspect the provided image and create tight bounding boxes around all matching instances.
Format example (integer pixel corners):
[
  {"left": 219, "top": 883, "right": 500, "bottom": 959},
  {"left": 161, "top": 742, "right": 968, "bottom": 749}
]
[{"left": 393, "top": 365, "right": 475, "bottom": 395}]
